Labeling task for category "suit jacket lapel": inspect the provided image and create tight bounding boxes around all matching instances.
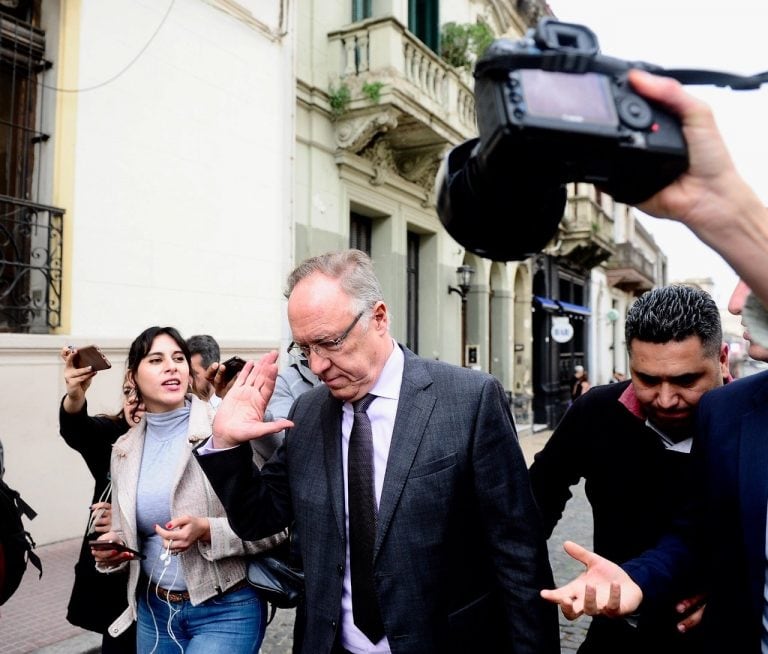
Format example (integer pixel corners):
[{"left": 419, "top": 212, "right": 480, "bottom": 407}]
[
  {"left": 375, "top": 350, "right": 435, "bottom": 554},
  {"left": 321, "top": 394, "right": 346, "bottom": 539}
]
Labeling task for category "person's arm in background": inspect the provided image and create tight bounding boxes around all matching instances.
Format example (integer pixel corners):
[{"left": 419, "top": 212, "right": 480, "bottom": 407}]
[
  {"left": 59, "top": 346, "right": 127, "bottom": 474},
  {"left": 61, "top": 345, "right": 97, "bottom": 416},
  {"left": 629, "top": 70, "right": 768, "bottom": 306}
]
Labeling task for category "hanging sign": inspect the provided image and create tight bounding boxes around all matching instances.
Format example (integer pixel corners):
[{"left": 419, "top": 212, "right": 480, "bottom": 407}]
[{"left": 551, "top": 316, "right": 574, "bottom": 343}]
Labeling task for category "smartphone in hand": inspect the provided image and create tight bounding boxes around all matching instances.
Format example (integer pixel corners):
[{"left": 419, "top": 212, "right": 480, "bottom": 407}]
[
  {"left": 73, "top": 345, "right": 112, "bottom": 371},
  {"left": 88, "top": 539, "right": 146, "bottom": 560},
  {"left": 220, "top": 355, "right": 246, "bottom": 383}
]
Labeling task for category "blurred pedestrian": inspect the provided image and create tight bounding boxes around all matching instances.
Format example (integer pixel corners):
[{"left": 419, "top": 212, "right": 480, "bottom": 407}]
[{"left": 571, "top": 365, "right": 590, "bottom": 401}]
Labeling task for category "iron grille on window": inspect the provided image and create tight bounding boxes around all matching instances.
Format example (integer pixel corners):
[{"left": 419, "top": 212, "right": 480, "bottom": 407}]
[{"left": 0, "top": 8, "right": 63, "bottom": 332}]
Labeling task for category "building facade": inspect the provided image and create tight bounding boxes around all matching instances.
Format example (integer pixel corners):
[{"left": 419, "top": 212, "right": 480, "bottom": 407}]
[
  {"left": 2, "top": 0, "right": 668, "bottom": 545},
  {"left": 293, "top": 0, "right": 552, "bottom": 416}
]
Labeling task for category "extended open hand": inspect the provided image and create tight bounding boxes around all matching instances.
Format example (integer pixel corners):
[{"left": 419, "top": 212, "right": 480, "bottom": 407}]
[
  {"left": 540, "top": 541, "right": 643, "bottom": 620},
  {"left": 211, "top": 351, "right": 294, "bottom": 448}
]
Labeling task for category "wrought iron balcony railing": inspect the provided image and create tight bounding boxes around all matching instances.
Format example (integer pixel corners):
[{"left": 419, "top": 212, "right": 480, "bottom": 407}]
[{"left": 0, "top": 195, "right": 64, "bottom": 333}]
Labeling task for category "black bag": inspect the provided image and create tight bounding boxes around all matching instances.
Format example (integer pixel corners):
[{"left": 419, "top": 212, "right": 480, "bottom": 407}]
[
  {"left": 247, "top": 539, "right": 304, "bottom": 624},
  {"left": 0, "top": 477, "right": 42, "bottom": 605}
]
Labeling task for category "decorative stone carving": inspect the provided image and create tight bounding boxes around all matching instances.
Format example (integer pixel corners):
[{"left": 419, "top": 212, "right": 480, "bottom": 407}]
[
  {"left": 335, "top": 109, "right": 399, "bottom": 153},
  {"left": 360, "top": 138, "right": 398, "bottom": 186},
  {"left": 396, "top": 146, "right": 445, "bottom": 188},
  {"left": 359, "top": 137, "right": 446, "bottom": 195}
]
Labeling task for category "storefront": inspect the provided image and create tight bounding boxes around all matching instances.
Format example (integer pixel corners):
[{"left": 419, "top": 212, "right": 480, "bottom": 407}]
[{"left": 531, "top": 256, "right": 591, "bottom": 427}]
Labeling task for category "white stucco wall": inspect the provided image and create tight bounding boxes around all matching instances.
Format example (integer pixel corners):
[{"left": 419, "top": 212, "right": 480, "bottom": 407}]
[{"left": 68, "top": 0, "right": 294, "bottom": 340}]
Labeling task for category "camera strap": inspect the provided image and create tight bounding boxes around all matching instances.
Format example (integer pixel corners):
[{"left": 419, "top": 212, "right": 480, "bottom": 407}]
[
  {"left": 656, "top": 69, "right": 768, "bottom": 91},
  {"left": 475, "top": 50, "right": 768, "bottom": 91}
]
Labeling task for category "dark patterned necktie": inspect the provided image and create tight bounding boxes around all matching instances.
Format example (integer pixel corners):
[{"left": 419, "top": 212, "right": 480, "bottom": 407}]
[{"left": 347, "top": 393, "right": 385, "bottom": 642}]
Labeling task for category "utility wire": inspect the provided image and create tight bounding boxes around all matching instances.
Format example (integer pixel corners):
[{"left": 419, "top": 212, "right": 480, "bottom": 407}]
[{"left": 42, "top": 0, "right": 175, "bottom": 93}]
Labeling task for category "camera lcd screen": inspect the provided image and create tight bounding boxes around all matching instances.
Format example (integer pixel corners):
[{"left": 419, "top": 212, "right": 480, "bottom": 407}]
[{"left": 520, "top": 70, "right": 618, "bottom": 127}]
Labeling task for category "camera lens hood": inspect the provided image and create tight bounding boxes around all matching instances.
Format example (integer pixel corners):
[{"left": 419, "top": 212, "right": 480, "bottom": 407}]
[{"left": 436, "top": 139, "right": 566, "bottom": 261}]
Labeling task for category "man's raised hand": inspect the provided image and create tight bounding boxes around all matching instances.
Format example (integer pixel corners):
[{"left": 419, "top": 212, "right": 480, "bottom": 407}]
[{"left": 211, "top": 351, "right": 293, "bottom": 449}]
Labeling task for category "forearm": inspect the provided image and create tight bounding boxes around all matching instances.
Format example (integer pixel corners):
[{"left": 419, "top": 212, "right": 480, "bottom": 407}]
[
  {"left": 62, "top": 391, "right": 86, "bottom": 414},
  {"left": 194, "top": 442, "right": 288, "bottom": 540},
  {"left": 681, "top": 179, "right": 768, "bottom": 306}
]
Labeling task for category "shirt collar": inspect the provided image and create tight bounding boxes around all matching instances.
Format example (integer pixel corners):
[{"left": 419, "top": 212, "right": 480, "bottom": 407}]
[{"left": 366, "top": 338, "right": 403, "bottom": 401}]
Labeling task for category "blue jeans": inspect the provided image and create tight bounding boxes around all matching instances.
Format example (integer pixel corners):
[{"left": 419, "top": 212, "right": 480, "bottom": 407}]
[{"left": 136, "top": 583, "right": 266, "bottom": 654}]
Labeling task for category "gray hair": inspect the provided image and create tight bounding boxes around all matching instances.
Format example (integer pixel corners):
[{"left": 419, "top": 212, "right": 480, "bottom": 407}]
[
  {"left": 285, "top": 249, "right": 383, "bottom": 316},
  {"left": 186, "top": 334, "right": 221, "bottom": 368},
  {"left": 625, "top": 285, "right": 722, "bottom": 358}
]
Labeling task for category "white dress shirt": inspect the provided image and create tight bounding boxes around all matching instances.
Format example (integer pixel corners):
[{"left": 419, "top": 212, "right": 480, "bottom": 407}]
[{"left": 340, "top": 340, "right": 402, "bottom": 654}]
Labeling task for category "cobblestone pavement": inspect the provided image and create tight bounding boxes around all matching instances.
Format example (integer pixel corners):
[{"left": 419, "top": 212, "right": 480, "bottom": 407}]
[{"left": 1, "top": 427, "right": 592, "bottom": 653}]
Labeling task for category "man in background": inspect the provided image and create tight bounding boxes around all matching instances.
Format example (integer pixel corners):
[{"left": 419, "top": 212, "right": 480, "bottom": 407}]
[
  {"left": 529, "top": 285, "right": 729, "bottom": 653},
  {"left": 540, "top": 279, "right": 768, "bottom": 652},
  {"left": 187, "top": 334, "right": 222, "bottom": 408}
]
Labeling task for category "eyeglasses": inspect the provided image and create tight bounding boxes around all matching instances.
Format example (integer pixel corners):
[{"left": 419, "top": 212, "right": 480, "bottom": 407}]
[{"left": 288, "top": 310, "right": 365, "bottom": 360}]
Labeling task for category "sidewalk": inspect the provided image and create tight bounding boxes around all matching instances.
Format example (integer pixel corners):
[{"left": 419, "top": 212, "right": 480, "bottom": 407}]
[
  {"left": 0, "top": 538, "right": 100, "bottom": 654},
  {"left": 0, "top": 428, "right": 573, "bottom": 654}
]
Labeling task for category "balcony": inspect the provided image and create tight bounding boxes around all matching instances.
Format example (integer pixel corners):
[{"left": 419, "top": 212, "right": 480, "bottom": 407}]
[
  {"left": 0, "top": 195, "right": 64, "bottom": 333},
  {"left": 605, "top": 241, "right": 657, "bottom": 293},
  {"left": 327, "top": 17, "right": 477, "bottom": 183},
  {"left": 557, "top": 193, "right": 615, "bottom": 269}
]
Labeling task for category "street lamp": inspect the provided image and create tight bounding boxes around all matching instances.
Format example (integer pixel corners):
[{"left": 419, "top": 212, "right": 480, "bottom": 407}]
[{"left": 448, "top": 264, "right": 475, "bottom": 366}]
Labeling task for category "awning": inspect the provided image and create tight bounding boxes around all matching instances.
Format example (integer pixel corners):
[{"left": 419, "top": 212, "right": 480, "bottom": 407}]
[
  {"left": 533, "top": 295, "right": 559, "bottom": 311},
  {"left": 533, "top": 296, "right": 592, "bottom": 316},
  {"left": 557, "top": 300, "right": 592, "bottom": 317}
]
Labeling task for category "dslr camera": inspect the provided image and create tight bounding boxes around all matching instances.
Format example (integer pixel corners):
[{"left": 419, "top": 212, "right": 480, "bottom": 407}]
[{"left": 436, "top": 17, "right": 689, "bottom": 261}]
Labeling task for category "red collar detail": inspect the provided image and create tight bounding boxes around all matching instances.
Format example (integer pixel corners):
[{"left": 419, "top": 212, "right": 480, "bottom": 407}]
[{"left": 618, "top": 373, "right": 733, "bottom": 420}]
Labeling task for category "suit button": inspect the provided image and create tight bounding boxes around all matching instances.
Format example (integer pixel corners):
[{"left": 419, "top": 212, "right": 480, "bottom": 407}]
[
  {"left": 331, "top": 620, "right": 337, "bottom": 628},
  {"left": 337, "top": 564, "right": 343, "bottom": 574}
]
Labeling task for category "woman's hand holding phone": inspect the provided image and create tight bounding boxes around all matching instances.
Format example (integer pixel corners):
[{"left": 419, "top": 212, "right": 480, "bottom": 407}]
[{"left": 89, "top": 534, "right": 146, "bottom": 561}]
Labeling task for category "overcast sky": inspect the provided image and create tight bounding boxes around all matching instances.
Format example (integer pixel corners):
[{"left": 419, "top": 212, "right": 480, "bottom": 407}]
[{"left": 544, "top": 0, "right": 768, "bottom": 306}]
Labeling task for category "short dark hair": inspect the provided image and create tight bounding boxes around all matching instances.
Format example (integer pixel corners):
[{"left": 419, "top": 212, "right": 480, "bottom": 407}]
[
  {"left": 625, "top": 285, "right": 722, "bottom": 358},
  {"left": 186, "top": 334, "right": 221, "bottom": 368}
]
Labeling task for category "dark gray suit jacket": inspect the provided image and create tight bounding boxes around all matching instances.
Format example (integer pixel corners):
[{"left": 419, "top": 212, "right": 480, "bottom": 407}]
[{"left": 196, "top": 345, "right": 559, "bottom": 653}]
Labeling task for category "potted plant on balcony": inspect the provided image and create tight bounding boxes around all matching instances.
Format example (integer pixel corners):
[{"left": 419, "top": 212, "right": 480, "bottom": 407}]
[{"left": 439, "top": 19, "right": 494, "bottom": 71}]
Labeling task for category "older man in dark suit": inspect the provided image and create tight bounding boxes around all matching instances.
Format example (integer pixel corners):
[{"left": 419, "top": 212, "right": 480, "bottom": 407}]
[{"left": 195, "top": 249, "right": 559, "bottom": 654}]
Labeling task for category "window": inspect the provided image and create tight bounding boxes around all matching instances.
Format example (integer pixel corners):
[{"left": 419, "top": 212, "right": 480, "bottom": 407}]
[
  {"left": 352, "top": 0, "right": 372, "bottom": 21},
  {"left": 408, "top": 0, "right": 439, "bottom": 52},
  {"left": 350, "top": 212, "right": 372, "bottom": 255},
  {"left": 0, "top": 6, "right": 63, "bottom": 333}
]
